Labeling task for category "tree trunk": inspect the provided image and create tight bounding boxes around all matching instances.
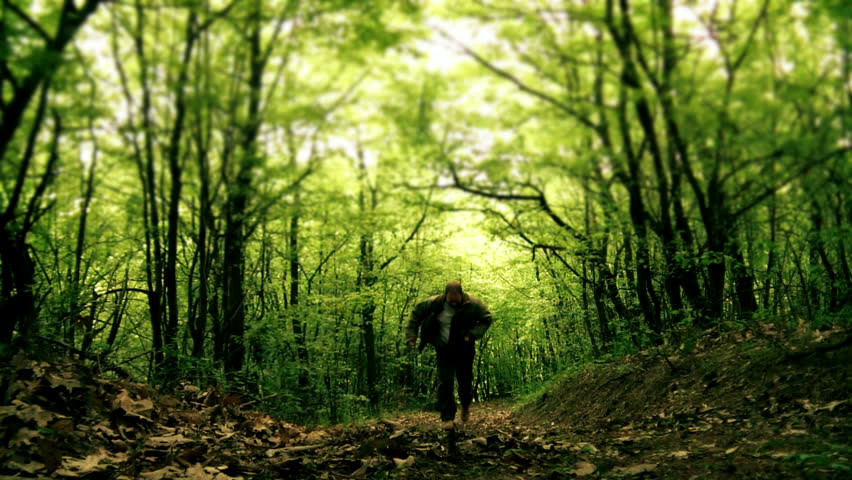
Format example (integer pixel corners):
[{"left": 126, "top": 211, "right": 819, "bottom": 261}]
[
  {"left": 162, "top": 10, "right": 197, "bottom": 382},
  {"left": 357, "top": 154, "right": 380, "bottom": 413},
  {"left": 222, "top": 0, "right": 264, "bottom": 376},
  {"left": 192, "top": 110, "right": 212, "bottom": 359},
  {"left": 763, "top": 196, "right": 777, "bottom": 311},
  {"left": 68, "top": 130, "right": 98, "bottom": 346},
  {"left": 0, "top": 95, "right": 61, "bottom": 345},
  {"left": 0, "top": 234, "right": 36, "bottom": 343},
  {"left": 289, "top": 197, "right": 309, "bottom": 387},
  {"left": 810, "top": 206, "right": 839, "bottom": 311},
  {"left": 0, "top": 0, "right": 103, "bottom": 163}
]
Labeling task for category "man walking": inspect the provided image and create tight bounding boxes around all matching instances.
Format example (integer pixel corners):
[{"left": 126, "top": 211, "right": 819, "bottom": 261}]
[{"left": 406, "top": 281, "right": 493, "bottom": 430}]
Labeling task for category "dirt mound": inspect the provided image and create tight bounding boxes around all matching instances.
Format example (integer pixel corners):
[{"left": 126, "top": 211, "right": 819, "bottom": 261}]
[
  {"left": 514, "top": 324, "right": 852, "bottom": 478},
  {"left": 0, "top": 353, "right": 351, "bottom": 479},
  {"left": 517, "top": 325, "right": 851, "bottom": 430}
]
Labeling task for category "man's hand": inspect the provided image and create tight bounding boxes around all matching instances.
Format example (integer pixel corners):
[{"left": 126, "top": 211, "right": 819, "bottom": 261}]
[{"left": 406, "top": 337, "right": 417, "bottom": 349}]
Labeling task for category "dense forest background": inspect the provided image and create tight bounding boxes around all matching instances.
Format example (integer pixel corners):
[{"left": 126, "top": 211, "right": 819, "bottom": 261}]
[{"left": 1, "top": 0, "right": 849, "bottom": 424}]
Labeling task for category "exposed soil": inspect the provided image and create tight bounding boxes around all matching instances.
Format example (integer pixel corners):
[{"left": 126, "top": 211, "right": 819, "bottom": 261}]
[
  {"left": 1, "top": 325, "right": 849, "bottom": 479},
  {"left": 512, "top": 324, "right": 852, "bottom": 479}
]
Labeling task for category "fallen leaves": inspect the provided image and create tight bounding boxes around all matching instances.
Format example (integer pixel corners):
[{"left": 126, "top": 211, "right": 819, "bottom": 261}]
[
  {"left": 139, "top": 465, "right": 185, "bottom": 480},
  {"left": 612, "top": 463, "right": 657, "bottom": 475},
  {"left": 571, "top": 461, "right": 597, "bottom": 476},
  {"left": 55, "top": 448, "right": 128, "bottom": 477},
  {"left": 146, "top": 433, "right": 195, "bottom": 448},
  {"left": 0, "top": 356, "right": 306, "bottom": 479},
  {"left": 114, "top": 389, "right": 156, "bottom": 417},
  {"left": 392, "top": 455, "right": 415, "bottom": 469},
  {"left": 2, "top": 328, "right": 850, "bottom": 480},
  {"left": 9, "top": 400, "right": 60, "bottom": 427},
  {"left": 301, "top": 429, "right": 331, "bottom": 445},
  {"left": 669, "top": 450, "right": 689, "bottom": 459}
]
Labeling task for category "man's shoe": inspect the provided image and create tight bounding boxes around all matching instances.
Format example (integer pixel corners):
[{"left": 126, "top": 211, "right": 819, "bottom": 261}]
[
  {"left": 441, "top": 420, "right": 455, "bottom": 431},
  {"left": 461, "top": 405, "right": 470, "bottom": 423}
]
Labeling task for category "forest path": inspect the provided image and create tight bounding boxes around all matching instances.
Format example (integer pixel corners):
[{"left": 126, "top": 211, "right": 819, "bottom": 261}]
[
  {"left": 361, "top": 328, "right": 852, "bottom": 479},
  {"left": 352, "top": 393, "right": 849, "bottom": 480},
  {"left": 2, "top": 332, "right": 850, "bottom": 480}
]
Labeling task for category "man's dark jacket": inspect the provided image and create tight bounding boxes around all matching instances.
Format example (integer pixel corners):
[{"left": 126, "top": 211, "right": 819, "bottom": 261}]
[{"left": 405, "top": 293, "right": 493, "bottom": 352}]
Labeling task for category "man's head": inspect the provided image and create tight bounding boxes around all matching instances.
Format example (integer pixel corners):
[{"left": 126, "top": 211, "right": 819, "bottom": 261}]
[{"left": 444, "top": 281, "right": 464, "bottom": 307}]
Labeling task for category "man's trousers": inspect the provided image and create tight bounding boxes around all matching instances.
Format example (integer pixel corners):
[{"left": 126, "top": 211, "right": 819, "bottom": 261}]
[{"left": 435, "top": 341, "right": 475, "bottom": 422}]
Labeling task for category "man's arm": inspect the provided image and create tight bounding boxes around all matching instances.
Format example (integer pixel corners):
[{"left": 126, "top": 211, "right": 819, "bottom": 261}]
[
  {"left": 468, "top": 298, "right": 493, "bottom": 340},
  {"left": 405, "top": 300, "right": 430, "bottom": 346}
]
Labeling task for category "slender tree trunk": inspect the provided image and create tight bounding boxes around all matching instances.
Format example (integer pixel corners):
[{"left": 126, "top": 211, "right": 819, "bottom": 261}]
[
  {"left": 128, "top": 0, "right": 167, "bottom": 376},
  {"left": 0, "top": 92, "right": 61, "bottom": 344},
  {"left": 357, "top": 155, "right": 380, "bottom": 413},
  {"left": 0, "top": 76, "right": 51, "bottom": 344},
  {"left": 580, "top": 260, "right": 602, "bottom": 356},
  {"left": 833, "top": 193, "right": 852, "bottom": 304},
  {"left": 582, "top": 187, "right": 613, "bottom": 349},
  {"left": 605, "top": 8, "right": 663, "bottom": 340},
  {"left": 289, "top": 196, "right": 309, "bottom": 386},
  {"left": 810, "top": 206, "right": 839, "bottom": 311},
  {"left": 728, "top": 241, "right": 758, "bottom": 317},
  {"left": 0, "top": 234, "right": 37, "bottom": 343},
  {"left": 191, "top": 18, "right": 214, "bottom": 360},
  {"left": 68, "top": 133, "right": 98, "bottom": 346},
  {"left": 161, "top": 10, "right": 198, "bottom": 381},
  {"left": 670, "top": 168, "right": 705, "bottom": 317},
  {"left": 193, "top": 120, "right": 211, "bottom": 359},
  {"left": 763, "top": 196, "right": 777, "bottom": 311},
  {"left": 102, "top": 268, "right": 131, "bottom": 356},
  {"left": 222, "top": 0, "right": 264, "bottom": 375}
]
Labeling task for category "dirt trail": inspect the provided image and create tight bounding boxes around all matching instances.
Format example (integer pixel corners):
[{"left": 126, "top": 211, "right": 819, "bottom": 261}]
[
  {"left": 352, "top": 326, "right": 852, "bottom": 479},
  {"left": 1, "top": 326, "right": 849, "bottom": 479},
  {"left": 357, "top": 390, "right": 849, "bottom": 480}
]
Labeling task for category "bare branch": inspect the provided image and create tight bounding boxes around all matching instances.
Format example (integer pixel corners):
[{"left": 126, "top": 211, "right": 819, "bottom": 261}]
[
  {"left": 306, "top": 233, "right": 353, "bottom": 286},
  {"left": 3, "top": 0, "right": 51, "bottom": 43},
  {"left": 0, "top": 60, "right": 20, "bottom": 93},
  {"left": 433, "top": 25, "right": 599, "bottom": 131},
  {"left": 732, "top": 147, "right": 851, "bottom": 219},
  {"left": 243, "top": 165, "right": 315, "bottom": 239},
  {"left": 260, "top": 0, "right": 299, "bottom": 68},
  {"left": 730, "top": 0, "right": 771, "bottom": 72},
  {"left": 379, "top": 189, "right": 433, "bottom": 271},
  {"left": 196, "top": 0, "right": 239, "bottom": 34},
  {"left": 447, "top": 161, "right": 584, "bottom": 242},
  {"left": 3, "top": 79, "right": 51, "bottom": 221},
  {"left": 23, "top": 111, "right": 62, "bottom": 233},
  {"left": 94, "top": 287, "right": 152, "bottom": 299}
]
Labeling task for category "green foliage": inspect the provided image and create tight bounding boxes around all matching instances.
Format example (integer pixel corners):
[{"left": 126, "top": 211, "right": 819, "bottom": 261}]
[
  {"left": 760, "top": 439, "right": 852, "bottom": 475},
  {"left": 0, "top": 0, "right": 849, "bottom": 425}
]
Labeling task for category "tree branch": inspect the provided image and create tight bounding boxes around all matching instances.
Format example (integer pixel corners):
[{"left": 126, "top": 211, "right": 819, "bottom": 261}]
[
  {"left": 306, "top": 233, "right": 353, "bottom": 287},
  {"left": 3, "top": 0, "right": 51, "bottom": 43},
  {"left": 433, "top": 25, "right": 599, "bottom": 131},
  {"left": 730, "top": 0, "right": 771, "bottom": 72},
  {"left": 732, "top": 147, "right": 851, "bottom": 219},
  {"left": 94, "top": 287, "right": 152, "bottom": 299},
  {"left": 448, "top": 161, "right": 585, "bottom": 242},
  {"left": 379, "top": 192, "right": 432, "bottom": 271},
  {"left": 3, "top": 79, "right": 51, "bottom": 221},
  {"left": 196, "top": 0, "right": 240, "bottom": 34},
  {"left": 23, "top": 110, "right": 61, "bottom": 233},
  {"left": 0, "top": 60, "right": 20, "bottom": 94}
]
